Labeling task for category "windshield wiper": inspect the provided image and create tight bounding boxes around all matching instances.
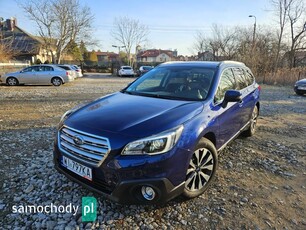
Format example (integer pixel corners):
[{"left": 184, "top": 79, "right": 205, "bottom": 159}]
[
  {"left": 122, "top": 91, "right": 201, "bottom": 101},
  {"left": 155, "top": 95, "right": 200, "bottom": 101}
]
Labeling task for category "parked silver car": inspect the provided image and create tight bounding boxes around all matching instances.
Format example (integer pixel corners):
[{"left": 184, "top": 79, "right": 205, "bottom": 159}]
[
  {"left": 2, "top": 64, "right": 74, "bottom": 86},
  {"left": 56, "top": 64, "right": 78, "bottom": 79},
  {"left": 71, "top": 65, "right": 83, "bottom": 78}
]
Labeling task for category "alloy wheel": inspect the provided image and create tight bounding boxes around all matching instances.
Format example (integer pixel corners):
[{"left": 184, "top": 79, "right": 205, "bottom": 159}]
[
  {"left": 52, "top": 78, "right": 62, "bottom": 86},
  {"left": 7, "top": 78, "right": 18, "bottom": 86},
  {"left": 185, "top": 148, "right": 214, "bottom": 192}
]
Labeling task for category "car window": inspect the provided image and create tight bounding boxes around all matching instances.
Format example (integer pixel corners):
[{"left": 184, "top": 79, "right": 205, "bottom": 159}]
[
  {"left": 23, "top": 67, "right": 32, "bottom": 72},
  {"left": 32, "top": 66, "right": 40, "bottom": 72},
  {"left": 215, "top": 68, "right": 236, "bottom": 102},
  {"left": 46, "top": 66, "right": 53, "bottom": 71},
  {"left": 243, "top": 68, "right": 255, "bottom": 86},
  {"left": 233, "top": 68, "right": 248, "bottom": 90},
  {"left": 39, "top": 66, "right": 53, "bottom": 71},
  {"left": 123, "top": 67, "right": 132, "bottom": 70}
]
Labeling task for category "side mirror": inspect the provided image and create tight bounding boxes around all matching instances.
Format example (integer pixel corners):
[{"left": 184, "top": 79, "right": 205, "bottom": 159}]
[{"left": 222, "top": 90, "right": 242, "bottom": 108}]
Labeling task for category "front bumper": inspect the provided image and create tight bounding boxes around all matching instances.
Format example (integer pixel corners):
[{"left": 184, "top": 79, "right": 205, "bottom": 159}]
[
  {"left": 294, "top": 85, "right": 306, "bottom": 94},
  {"left": 54, "top": 160, "right": 184, "bottom": 204},
  {"left": 53, "top": 140, "right": 188, "bottom": 204}
]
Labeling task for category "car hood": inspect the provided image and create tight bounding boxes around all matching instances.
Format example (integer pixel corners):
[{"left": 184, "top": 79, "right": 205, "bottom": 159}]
[
  {"left": 296, "top": 79, "right": 306, "bottom": 85},
  {"left": 65, "top": 92, "right": 204, "bottom": 138}
]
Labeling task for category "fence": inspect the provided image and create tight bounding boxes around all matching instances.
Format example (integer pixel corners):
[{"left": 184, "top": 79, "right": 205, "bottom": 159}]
[{"left": 0, "top": 61, "right": 30, "bottom": 77}]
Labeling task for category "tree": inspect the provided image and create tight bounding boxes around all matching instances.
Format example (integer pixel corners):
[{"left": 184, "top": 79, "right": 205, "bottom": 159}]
[
  {"left": 193, "top": 31, "right": 207, "bottom": 54},
  {"left": 87, "top": 50, "right": 97, "bottom": 65},
  {"left": 270, "top": 0, "right": 293, "bottom": 70},
  {"left": 287, "top": 0, "right": 306, "bottom": 68},
  {"left": 192, "top": 24, "right": 279, "bottom": 77},
  {"left": 20, "top": 0, "right": 94, "bottom": 64},
  {"left": 0, "top": 39, "right": 14, "bottom": 62},
  {"left": 66, "top": 40, "right": 82, "bottom": 61},
  {"left": 270, "top": 0, "right": 306, "bottom": 69},
  {"left": 79, "top": 40, "right": 90, "bottom": 63},
  {"left": 111, "top": 16, "right": 149, "bottom": 66},
  {"left": 193, "top": 24, "right": 238, "bottom": 61}
]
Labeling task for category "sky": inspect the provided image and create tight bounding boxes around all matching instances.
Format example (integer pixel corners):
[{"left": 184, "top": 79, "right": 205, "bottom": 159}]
[{"left": 0, "top": 0, "right": 275, "bottom": 56}]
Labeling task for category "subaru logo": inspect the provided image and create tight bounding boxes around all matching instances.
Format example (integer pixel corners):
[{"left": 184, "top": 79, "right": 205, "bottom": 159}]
[{"left": 73, "top": 135, "right": 84, "bottom": 145}]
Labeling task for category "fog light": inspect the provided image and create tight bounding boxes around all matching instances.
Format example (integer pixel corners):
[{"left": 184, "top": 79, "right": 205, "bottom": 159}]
[{"left": 141, "top": 186, "right": 156, "bottom": 201}]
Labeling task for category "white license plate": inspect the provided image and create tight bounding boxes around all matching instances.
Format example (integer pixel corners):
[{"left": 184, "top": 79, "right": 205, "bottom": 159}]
[
  {"left": 62, "top": 156, "right": 92, "bottom": 181},
  {"left": 298, "top": 86, "right": 306, "bottom": 90}
]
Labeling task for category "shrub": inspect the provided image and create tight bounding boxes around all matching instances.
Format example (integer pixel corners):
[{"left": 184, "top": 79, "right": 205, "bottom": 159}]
[{"left": 259, "top": 67, "right": 306, "bottom": 86}]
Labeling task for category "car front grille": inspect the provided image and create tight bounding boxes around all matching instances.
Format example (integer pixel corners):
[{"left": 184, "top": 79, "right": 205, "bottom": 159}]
[{"left": 59, "top": 126, "right": 111, "bottom": 166}]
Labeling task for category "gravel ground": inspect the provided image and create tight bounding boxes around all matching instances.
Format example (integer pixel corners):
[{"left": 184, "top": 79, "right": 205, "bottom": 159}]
[{"left": 0, "top": 73, "right": 305, "bottom": 229}]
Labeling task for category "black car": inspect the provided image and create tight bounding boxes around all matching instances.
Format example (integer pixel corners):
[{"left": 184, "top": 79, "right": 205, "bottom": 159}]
[{"left": 294, "top": 79, "right": 306, "bottom": 95}]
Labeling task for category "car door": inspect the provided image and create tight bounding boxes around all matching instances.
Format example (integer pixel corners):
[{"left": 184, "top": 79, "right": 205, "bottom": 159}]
[
  {"left": 232, "top": 67, "right": 255, "bottom": 128},
  {"left": 213, "top": 68, "right": 242, "bottom": 146},
  {"left": 37, "top": 66, "right": 53, "bottom": 84},
  {"left": 19, "top": 66, "right": 38, "bottom": 84}
]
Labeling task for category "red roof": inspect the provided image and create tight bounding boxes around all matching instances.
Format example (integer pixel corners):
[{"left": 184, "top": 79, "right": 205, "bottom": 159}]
[
  {"left": 137, "top": 49, "right": 173, "bottom": 58},
  {"left": 96, "top": 51, "right": 118, "bottom": 56}
]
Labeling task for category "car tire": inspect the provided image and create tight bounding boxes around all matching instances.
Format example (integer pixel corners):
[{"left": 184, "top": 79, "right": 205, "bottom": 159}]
[
  {"left": 183, "top": 138, "right": 218, "bottom": 199},
  {"left": 243, "top": 105, "right": 259, "bottom": 137},
  {"left": 51, "top": 77, "right": 62, "bottom": 86},
  {"left": 6, "top": 77, "right": 19, "bottom": 86}
]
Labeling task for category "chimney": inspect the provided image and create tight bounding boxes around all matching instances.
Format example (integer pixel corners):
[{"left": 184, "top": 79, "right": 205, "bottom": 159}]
[{"left": 6, "top": 17, "right": 17, "bottom": 31}]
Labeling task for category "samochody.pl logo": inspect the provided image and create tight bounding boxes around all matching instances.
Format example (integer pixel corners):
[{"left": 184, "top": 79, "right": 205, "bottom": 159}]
[
  {"left": 82, "top": 197, "right": 97, "bottom": 222},
  {"left": 11, "top": 196, "right": 98, "bottom": 222},
  {"left": 12, "top": 203, "right": 79, "bottom": 216}
]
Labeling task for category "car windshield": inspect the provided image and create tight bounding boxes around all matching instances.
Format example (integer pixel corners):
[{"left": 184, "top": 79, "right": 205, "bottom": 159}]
[{"left": 123, "top": 65, "right": 216, "bottom": 101}]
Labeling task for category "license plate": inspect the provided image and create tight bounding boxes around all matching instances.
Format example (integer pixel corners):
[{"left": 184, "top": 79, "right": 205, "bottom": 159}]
[
  {"left": 62, "top": 156, "right": 92, "bottom": 181},
  {"left": 298, "top": 86, "right": 306, "bottom": 90}
]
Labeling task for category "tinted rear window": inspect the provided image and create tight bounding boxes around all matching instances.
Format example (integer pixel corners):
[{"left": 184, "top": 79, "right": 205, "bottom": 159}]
[{"left": 59, "top": 66, "right": 70, "bottom": 70}]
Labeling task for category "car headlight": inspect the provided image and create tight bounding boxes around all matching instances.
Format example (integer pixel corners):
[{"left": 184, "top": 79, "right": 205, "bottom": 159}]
[{"left": 122, "top": 125, "right": 184, "bottom": 155}]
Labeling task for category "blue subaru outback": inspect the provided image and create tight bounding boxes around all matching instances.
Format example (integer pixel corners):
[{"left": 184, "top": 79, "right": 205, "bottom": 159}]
[{"left": 53, "top": 61, "right": 260, "bottom": 204}]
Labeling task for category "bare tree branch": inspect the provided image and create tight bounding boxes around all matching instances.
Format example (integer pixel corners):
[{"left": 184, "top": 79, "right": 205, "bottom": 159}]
[
  {"left": 111, "top": 16, "right": 149, "bottom": 66},
  {"left": 19, "top": 0, "right": 94, "bottom": 63}
]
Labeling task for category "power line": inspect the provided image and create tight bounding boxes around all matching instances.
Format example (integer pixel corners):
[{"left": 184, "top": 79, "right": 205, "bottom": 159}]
[{"left": 94, "top": 24, "right": 212, "bottom": 33}]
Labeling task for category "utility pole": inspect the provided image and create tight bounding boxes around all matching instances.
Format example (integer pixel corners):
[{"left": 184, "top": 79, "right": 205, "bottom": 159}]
[
  {"left": 112, "top": 45, "right": 126, "bottom": 74},
  {"left": 249, "top": 15, "right": 256, "bottom": 49},
  {"left": 248, "top": 15, "right": 257, "bottom": 69}
]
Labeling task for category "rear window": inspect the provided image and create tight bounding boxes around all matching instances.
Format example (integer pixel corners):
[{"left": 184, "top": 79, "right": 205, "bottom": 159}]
[
  {"left": 123, "top": 67, "right": 132, "bottom": 70},
  {"left": 243, "top": 69, "right": 255, "bottom": 86},
  {"left": 59, "top": 66, "right": 70, "bottom": 70},
  {"left": 232, "top": 68, "right": 247, "bottom": 90}
]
